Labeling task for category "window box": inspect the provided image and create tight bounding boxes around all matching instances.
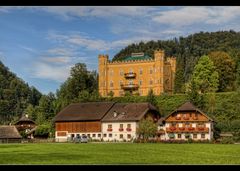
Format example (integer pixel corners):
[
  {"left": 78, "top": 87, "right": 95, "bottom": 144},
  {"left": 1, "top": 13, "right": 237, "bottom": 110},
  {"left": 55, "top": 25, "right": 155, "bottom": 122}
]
[
  {"left": 179, "top": 127, "right": 185, "bottom": 131},
  {"left": 170, "top": 127, "right": 176, "bottom": 131},
  {"left": 126, "top": 128, "right": 132, "bottom": 131},
  {"left": 107, "top": 128, "right": 112, "bottom": 132},
  {"left": 119, "top": 128, "right": 124, "bottom": 131},
  {"left": 198, "top": 127, "right": 204, "bottom": 131},
  {"left": 188, "top": 127, "right": 195, "bottom": 131}
]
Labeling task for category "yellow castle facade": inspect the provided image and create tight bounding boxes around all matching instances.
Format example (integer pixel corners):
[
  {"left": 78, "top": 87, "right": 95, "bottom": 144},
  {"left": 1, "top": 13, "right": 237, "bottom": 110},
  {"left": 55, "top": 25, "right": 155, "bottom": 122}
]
[{"left": 98, "top": 50, "right": 176, "bottom": 97}]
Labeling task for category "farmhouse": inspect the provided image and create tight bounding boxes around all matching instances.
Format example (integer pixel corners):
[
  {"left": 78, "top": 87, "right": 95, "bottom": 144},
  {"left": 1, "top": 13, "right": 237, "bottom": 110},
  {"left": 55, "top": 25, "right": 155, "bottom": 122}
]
[
  {"left": 158, "top": 101, "right": 214, "bottom": 141},
  {"left": 101, "top": 103, "right": 160, "bottom": 141},
  {"left": 0, "top": 126, "right": 22, "bottom": 143},
  {"left": 54, "top": 102, "right": 160, "bottom": 142}
]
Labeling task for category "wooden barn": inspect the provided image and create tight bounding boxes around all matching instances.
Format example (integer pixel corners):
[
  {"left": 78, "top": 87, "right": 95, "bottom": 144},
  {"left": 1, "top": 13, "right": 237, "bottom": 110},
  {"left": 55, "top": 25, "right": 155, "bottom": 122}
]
[
  {"left": 53, "top": 102, "right": 115, "bottom": 142},
  {"left": 0, "top": 126, "right": 22, "bottom": 143}
]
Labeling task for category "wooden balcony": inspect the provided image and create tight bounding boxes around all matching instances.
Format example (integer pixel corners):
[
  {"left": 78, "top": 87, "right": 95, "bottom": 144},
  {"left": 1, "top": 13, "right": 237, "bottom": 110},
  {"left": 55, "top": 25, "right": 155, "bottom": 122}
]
[
  {"left": 175, "top": 116, "right": 181, "bottom": 120},
  {"left": 124, "top": 72, "right": 136, "bottom": 79},
  {"left": 166, "top": 127, "right": 209, "bottom": 133},
  {"left": 121, "top": 84, "right": 139, "bottom": 90}
]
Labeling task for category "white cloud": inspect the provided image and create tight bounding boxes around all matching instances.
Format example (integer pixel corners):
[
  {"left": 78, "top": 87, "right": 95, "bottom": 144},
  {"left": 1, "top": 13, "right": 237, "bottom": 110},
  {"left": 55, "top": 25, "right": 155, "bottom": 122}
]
[
  {"left": 152, "top": 6, "right": 240, "bottom": 27},
  {"left": 19, "top": 45, "right": 36, "bottom": 53},
  {"left": 152, "top": 7, "right": 209, "bottom": 26},
  {"left": 47, "top": 30, "right": 181, "bottom": 54},
  {"left": 47, "top": 47, "right": 73, "bottom": 56},
  {"left": 41, "top": 56, "right": 71, "bottom": 64},
  {"left": 39, "top": 6, "right": 156, "bottom": 19},
  {"left": 66, "top": 35, "right": 109, "bottom": 51},
  {"left": 0, "top": 6, "right": 24, "bottom": 13},
  {"left": 32, "top": 61, "right": 72, "bottom": 82}
]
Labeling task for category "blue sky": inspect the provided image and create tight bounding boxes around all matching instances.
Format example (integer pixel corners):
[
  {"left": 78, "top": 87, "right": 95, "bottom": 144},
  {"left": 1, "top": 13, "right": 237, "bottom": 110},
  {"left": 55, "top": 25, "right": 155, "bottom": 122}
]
[{"left": 0, "top": 6, "right": 240, "bottom": 94}]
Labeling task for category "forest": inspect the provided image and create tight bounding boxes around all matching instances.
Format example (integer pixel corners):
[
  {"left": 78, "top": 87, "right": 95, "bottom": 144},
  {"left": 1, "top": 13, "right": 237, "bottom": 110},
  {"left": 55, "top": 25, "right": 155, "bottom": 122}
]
[{"left": 0, "top": 30, "right": 240, "bottom": 139}]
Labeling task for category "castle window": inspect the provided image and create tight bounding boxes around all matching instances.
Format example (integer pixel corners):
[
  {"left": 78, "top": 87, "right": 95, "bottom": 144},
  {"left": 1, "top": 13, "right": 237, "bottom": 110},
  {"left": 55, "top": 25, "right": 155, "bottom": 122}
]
[
  {"left": 149, "top": 68, "right": 153, "bottom": 74},
  {"left": 110, "top": 81, "right": 114, "bottom": 87},
  {"left": 140, "top": 68, "right": 143, "bottom": 75},
  {"left": 139, "top": 80, "right": 142, "bottom": 86},
  {"left": 110, "top": 70, "right": 114, "bottom": 76},
  {"left": 149, "top": 80, "right": 153, "bottom": 85},
  {"left": 120, "top": 70, "right": 124, "bottom": 76},
  {"left": 119, "top": 80, "right": 123, "bottom": 86}
]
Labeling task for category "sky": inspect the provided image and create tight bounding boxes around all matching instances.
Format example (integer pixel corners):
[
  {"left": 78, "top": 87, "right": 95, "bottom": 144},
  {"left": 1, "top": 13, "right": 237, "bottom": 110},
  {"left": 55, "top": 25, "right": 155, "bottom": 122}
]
[{"left": 1, "top": 6, "right": 240, "bottom": 95}]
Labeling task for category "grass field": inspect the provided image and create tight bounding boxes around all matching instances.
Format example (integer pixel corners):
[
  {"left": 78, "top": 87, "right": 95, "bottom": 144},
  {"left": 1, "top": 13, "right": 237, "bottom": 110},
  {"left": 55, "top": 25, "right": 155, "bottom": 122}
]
[{"left": 0, "top": 143, "right": 240, "bottom": 164}]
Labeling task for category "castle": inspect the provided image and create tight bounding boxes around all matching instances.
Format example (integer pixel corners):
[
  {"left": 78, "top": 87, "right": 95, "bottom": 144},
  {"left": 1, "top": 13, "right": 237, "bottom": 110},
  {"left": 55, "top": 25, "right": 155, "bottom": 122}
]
[{"left": 98, "top": 50, "right": 176, "bottom": 97}]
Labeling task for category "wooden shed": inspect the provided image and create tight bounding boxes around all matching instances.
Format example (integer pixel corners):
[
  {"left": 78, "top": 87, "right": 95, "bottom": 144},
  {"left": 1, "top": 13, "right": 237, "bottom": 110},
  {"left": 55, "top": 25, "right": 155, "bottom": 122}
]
[{"left": 0, "top": 126, "right": 22, "bottom": 143}]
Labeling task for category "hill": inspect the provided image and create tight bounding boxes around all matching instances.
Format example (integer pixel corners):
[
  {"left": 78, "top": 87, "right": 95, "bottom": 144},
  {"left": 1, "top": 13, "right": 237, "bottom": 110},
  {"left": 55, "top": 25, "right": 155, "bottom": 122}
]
[{"left": 0, "top": 61, "right": 42, "bottom": 124}]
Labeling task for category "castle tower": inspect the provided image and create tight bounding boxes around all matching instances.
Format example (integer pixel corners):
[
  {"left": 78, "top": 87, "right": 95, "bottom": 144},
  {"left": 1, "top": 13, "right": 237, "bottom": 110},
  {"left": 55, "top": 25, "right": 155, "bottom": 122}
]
[
  {"left": 168, "top": 57, "right": 176, "bottom": 91},
  {"left": 154, "top": 50, "right": 165, "bottom": 94},
  {"left": 98, "top": 54, "right": 109, "bottom": 97},
  {"left": 166, "top": 57, "right": 177, "bottom": 93}
]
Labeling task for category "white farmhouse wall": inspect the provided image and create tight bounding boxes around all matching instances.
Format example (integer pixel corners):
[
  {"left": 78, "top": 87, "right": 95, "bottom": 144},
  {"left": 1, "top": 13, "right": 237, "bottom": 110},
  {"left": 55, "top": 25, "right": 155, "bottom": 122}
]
[
  {"left": 158, "top": 121, "right": 213, "bottom": 141},
  {"left": 102, "top": 122, "right": 137, "bottom": 141},
  {"left": 55, "top": 131, "right": 102, "bottom": 142}
]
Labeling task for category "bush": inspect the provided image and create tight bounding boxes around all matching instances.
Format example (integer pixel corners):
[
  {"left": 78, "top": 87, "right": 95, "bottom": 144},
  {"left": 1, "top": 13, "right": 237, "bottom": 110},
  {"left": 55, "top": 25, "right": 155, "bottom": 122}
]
[
  {"left": 187, "top": 138, "right": 193, "bottom": 143},
  {"left": 34, "top": 124, "right": 51, "bottom": 138},
  {"left": 19, "top": 131, "right": 28, "bottom": 138}
]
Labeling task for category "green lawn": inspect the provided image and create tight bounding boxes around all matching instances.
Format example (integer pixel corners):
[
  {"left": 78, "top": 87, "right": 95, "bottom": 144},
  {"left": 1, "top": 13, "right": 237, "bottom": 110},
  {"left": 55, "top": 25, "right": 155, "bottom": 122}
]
[{"left": 0, "top": 143, "right": 240, "bottom": 164}]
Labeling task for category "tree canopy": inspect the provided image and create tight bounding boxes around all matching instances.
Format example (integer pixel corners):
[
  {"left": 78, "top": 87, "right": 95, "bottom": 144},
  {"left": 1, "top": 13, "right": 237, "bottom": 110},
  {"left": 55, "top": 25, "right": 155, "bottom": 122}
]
[
  {"left": 208, "top": 51, "right": 236, "bottom": 92},
  {"left": 191, "top": 55, "right": 219, "bottom": 93},
  {"left": 0, "top": 61, "right": 42, "bottom": 124}
]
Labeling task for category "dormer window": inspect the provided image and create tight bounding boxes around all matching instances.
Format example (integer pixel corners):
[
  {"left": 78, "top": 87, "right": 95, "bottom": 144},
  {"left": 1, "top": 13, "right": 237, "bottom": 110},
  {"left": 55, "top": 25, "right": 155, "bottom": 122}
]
[{"left": 113, "top": 111, "right": 118, "bottom": 117}]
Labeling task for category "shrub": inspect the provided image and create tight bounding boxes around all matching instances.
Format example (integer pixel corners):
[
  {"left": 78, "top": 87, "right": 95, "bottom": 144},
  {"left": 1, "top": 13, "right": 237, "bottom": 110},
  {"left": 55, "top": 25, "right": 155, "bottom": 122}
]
[
  {"left": 19, "top": 131, "right": 28, "bottom": 138},
  {"left": 34, "top": 124, "right": 51, "bottom": 138},
  {"left": 220, "top": 137, "right": 234, "bottom": 144}
]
